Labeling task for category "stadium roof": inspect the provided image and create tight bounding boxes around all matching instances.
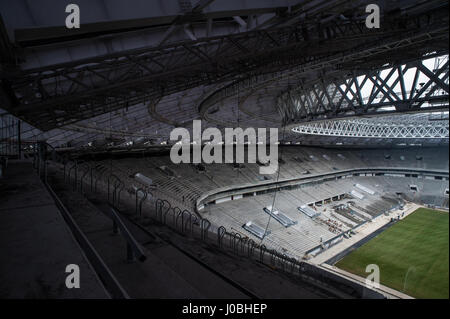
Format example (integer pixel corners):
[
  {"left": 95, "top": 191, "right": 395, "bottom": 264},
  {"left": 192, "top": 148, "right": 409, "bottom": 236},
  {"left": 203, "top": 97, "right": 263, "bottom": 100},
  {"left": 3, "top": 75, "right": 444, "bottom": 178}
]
[{"left": 0, "top": 0, "right": 448, "bottom": 148}]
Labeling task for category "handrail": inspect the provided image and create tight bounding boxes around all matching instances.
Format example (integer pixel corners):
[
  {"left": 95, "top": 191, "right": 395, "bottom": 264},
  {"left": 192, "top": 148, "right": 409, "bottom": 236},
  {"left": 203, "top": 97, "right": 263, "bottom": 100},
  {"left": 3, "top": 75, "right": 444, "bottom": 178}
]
[
  {"left": 155, "top": 199, "right": 171, "bottom": 222},
  {"left": 67, "top": 161, "right": 78, "bottom": 190},
  {"left": 44, "top": 178, "right": 129, "bottom": 298},
  {"left": 107, "top": 174, "right": 123, "bottom": 206},
  {"left": 109, "top": 206, "right": 147, "bottom": 263},
  {"left": 135, "top": 188, "right": 147, "bottom": 217},
  {"left": 80, "top": 163, "right": 92, "bottom": 193},
  {"left": 94, "top": 166, "right": 108, "bottom": 192},
  {"left": 41, "top": 153, "right": 388, "bottom": 298},
  {"left": 217, "top": 226, "right": 226, "bottom": 247}
]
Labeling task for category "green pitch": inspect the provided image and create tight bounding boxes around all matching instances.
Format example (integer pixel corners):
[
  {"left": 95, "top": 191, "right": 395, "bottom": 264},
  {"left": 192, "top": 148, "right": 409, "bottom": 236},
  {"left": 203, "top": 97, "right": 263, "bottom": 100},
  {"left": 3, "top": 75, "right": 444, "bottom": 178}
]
[{"left": 335, "top": 207, "right": 449, "bottom": 299}]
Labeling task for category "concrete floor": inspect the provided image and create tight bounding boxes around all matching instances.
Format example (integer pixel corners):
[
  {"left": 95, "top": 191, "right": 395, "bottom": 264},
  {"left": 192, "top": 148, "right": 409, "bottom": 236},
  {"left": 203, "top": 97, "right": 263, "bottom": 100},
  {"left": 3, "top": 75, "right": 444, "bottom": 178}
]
[
  {"left": 51, "top": 183, "right": 249, "bottom": 298},
  {"left": 0, "top": 161, "right": 108, "bottom": 298}
]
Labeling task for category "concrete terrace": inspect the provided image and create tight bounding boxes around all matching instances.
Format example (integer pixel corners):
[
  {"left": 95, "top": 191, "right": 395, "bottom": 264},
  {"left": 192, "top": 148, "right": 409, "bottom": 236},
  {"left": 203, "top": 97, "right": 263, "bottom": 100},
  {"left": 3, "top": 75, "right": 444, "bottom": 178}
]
[{"left": 0, "top": 161, "right": 108, "bottom": 298}]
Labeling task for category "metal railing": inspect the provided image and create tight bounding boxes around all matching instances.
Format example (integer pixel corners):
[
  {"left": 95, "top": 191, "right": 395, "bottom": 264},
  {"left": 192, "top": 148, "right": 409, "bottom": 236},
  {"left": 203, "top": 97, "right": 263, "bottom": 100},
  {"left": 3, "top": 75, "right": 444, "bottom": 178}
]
[
  {"left": 37, "top": 142, "right": 148, "bottom": 264},
  {"left": 42, "top": 162, "right": 130, "bottom": 299},
  {"left": 0, "top": 114, "right": 21, "bottom": 158},
  {"left": 41, "top": 144, "right": 302, "bottom": 274},
  {"left": 109, "top": 207, "right": 147, "bottom": 263},
  {"left": 35, "top": 142, "right": 385, "bottom": 298}
]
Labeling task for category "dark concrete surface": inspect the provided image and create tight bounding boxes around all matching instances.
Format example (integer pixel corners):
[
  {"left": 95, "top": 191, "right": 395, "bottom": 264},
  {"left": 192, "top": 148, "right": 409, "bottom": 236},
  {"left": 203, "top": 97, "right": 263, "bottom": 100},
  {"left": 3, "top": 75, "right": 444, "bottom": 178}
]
[
  {"left": 50, "top": 176, "right": 250, "bottom": 298},
  {"left": 0, "top": 161, "right": 108, "bottom": 298}
]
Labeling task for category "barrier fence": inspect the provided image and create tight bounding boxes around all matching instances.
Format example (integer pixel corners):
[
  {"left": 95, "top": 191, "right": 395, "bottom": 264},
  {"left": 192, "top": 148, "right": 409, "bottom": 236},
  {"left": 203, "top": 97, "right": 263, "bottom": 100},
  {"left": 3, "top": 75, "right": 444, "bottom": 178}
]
[
  {"left": 34, "top": 141, "right": 385, "bottom": 298},
  {"left": 0, "top": 115, "right": 21, "bottom": 158},
  {"left": 35, "top": 142, "right": 305, "bottom": 275}
]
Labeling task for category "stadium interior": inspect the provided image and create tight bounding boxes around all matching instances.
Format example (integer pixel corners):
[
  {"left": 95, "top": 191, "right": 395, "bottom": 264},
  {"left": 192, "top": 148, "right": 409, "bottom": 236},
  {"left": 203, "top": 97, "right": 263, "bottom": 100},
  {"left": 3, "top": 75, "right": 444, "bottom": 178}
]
[{"left": 0, "top": 0, "right": 448, "bottom": 300}]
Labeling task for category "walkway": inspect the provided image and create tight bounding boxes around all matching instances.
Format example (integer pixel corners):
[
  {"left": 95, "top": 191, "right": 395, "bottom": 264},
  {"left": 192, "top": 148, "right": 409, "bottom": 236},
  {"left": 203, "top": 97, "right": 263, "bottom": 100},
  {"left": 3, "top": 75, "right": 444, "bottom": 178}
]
[{"left": 0, "top": 161, "right": 108, "bottom": 298}]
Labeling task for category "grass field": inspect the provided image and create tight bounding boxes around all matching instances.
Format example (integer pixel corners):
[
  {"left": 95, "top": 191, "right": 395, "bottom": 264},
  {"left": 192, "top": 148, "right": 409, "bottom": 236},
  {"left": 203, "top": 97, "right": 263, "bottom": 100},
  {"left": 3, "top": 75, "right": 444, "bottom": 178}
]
[{"left": 335, "top": 208, "right": 449, "bottom": 299}]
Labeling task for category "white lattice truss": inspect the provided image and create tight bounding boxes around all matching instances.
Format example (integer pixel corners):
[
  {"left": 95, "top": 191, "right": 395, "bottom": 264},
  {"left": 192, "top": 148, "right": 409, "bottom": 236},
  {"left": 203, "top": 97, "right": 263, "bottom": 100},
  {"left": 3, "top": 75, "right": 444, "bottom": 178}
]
[
  {"left": 292, "top": 115, "right": 449, "bottom": 139},
  {"left": 277, "top": 55, "right": 449, "bottom": 122}
]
